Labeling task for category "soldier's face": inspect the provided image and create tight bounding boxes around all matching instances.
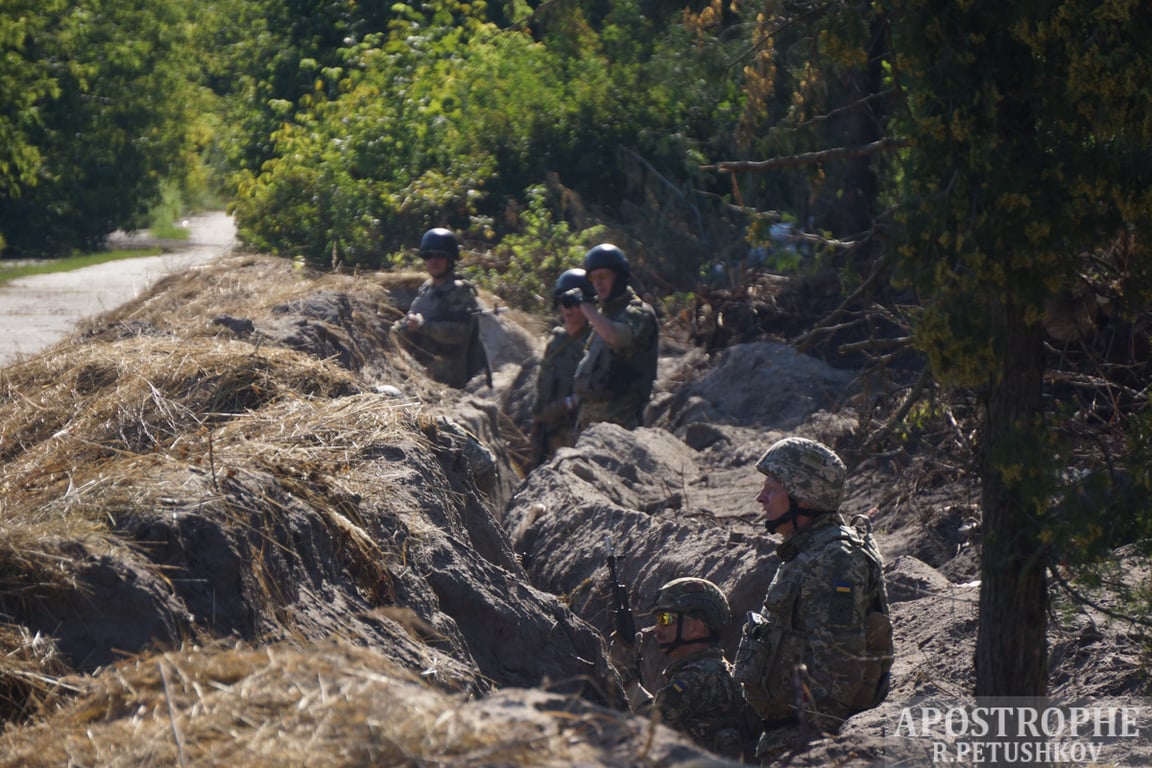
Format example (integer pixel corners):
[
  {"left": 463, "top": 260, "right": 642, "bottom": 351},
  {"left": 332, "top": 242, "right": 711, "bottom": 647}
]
[
  {"left": 588, "top": 268, "right": 616, "bottom": 300},
  {"left": 757, "top": 474, "right": 794, "bottom": 537},
  {"left": 422, "top": 253, "right": 451, "bottom": 279},
  {"left": 561, "top": 303, "right": 587, "bottom": 335},
  {"left": 654, "top": 613, "right": 711, "bottom": 654}
]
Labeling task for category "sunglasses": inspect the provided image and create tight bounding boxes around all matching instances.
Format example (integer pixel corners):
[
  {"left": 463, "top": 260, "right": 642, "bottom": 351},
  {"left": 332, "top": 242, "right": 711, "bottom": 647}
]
[{"left": 655, "top": 611, "right": 679, "bottom": 626}]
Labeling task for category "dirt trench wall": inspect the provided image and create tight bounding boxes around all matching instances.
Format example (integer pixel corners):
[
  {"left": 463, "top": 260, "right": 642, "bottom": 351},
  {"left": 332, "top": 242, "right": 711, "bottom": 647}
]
[
  {"left": 0, "top": 257, "right": 621, "bottom": 718},
  {"left": 504, "top": 422, "right": 781, "bottom": 673}
]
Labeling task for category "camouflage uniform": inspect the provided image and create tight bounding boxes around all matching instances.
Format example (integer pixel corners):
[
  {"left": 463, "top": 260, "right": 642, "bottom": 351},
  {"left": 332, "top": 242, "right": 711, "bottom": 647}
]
[
  {"left": 391, "top": 277, "right": 488, "bottom": 389},
  {"left": 735, "top": 513, "right": 893, "bottom": 761},
  {"left": 573, "top": 285, "right": 659, "bottom": 430},
  {"left": 647, "top": 646, "right": 754, "bottom": 760},
  {"left": 532, "top": 323, "right": 592, "bottom": 458}
]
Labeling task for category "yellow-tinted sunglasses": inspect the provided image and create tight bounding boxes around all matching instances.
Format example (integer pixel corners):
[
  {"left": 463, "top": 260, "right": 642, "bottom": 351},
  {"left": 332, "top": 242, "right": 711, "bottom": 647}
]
[{"left": 656, "top": 611, "right": 679, "bottom": 626}]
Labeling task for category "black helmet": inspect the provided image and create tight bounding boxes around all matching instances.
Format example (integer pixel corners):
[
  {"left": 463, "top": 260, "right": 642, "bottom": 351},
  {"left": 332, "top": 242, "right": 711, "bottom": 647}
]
[
  {"left": 419, "top": 228, "right": 460, "bottom": 262},
  {"left": 553, "top": 268, "right": 595, "bottom": 307},
  {"left": 583, "top": 243, "right": 630, "bottom": 281}
]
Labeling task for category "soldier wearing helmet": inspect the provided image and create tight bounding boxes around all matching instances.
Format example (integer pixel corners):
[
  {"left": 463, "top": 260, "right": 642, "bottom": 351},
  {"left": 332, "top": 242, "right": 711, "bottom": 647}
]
[
  {"left": 391, "top": 228, "right": 490, "bottom": 389},
  {"left": 572, "top": 244, "right": 659, "bottom": 431},
  {"left": 734, "top": 437, "right": 894, "bottom": 763},
  {"left": 613, "top": 577, "right": 756, "bottom": 760},
  {"left": 530, "top": 269, "right": 595, "bottom": 462}
]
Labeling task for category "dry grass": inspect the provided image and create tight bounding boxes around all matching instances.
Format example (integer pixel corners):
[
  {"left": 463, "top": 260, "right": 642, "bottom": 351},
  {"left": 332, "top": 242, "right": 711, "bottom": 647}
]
[
  {"left": 0, "top": 641, "right": 658, "bottom": 768},
  {"left": 0, "top": 624, "right": 75, "bottom": 724},
  {"left": 0, "top": 254, "right": 689, "bottom": 766},
  {"left": 0, "top": 336, "right": 367, "bottom": 595},
  {"left": 0, "top": 257, "right": 440, "bottom": 716}
]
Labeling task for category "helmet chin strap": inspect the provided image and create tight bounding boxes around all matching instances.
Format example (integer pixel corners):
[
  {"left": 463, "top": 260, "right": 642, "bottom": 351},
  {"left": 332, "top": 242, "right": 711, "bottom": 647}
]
[
  {"left": 607, "top": 273, "right": 627, "bottom": 302},
  {"left": 765, "top": 496, "right": 815, "bottom": 534},
  {"left": 658, "top": 615, "right": 720, "bottom": 653}
]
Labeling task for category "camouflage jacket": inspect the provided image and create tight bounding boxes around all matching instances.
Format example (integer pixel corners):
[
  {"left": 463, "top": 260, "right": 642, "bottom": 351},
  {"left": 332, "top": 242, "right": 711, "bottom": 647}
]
[
  {"left": 573, "top": 286, "right": 658, "bottom": 429},
  {"left": 648, "top": 647, "right": 753, "bottom": 760},
  {"left": 391, "top": 277, "right": 488, "bottom": 389},
  {"left": 735, "top": 513, "right": 893, "bottom": 733},
  {"left": 532, "top": 324, "right": 591, "bottom": 453}
]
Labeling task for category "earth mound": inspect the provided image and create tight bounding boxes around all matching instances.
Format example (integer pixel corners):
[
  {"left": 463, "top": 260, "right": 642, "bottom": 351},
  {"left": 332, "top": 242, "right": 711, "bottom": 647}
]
[{"left": 0, "top": 253, "right": 1148, "bottom": 766}]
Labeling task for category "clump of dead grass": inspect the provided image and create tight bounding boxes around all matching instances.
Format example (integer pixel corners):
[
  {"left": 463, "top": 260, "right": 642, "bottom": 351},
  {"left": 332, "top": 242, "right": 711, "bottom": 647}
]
[
  {"left": 0, "top": 624, "right": 75, "bottom": 725},
  {"left": 0, "top": 640, "right": 660, "bottom": 768},
  {"left": 0, "top": 321, "right": 422, "bottom": 681},
  {"left": 87, "top": 255, "right": 396, "bottom": 338},
  {"left": 0, "top": 336, "right": 363, "bottom": 505}
]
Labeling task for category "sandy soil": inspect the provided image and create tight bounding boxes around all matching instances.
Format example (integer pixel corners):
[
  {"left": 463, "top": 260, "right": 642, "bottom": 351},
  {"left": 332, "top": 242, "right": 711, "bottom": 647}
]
[{"left": 0, "top": 211, "right": 236, "bottom": 366}]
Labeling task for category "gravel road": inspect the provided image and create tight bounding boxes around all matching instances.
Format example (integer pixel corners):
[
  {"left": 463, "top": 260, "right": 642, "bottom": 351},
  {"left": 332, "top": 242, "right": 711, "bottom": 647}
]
[{"left": 0, "top": 211, "right": 236, "bottom": 366}]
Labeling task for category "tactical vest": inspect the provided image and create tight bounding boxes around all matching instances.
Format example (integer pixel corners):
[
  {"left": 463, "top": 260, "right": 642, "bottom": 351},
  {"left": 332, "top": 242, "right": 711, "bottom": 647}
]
[{"left": 733, "top": 515, "right": 893, "bottom": 724}]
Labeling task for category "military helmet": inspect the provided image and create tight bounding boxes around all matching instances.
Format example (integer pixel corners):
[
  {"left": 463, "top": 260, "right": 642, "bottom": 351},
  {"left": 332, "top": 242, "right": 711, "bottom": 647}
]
[
  {"left": 419, "top": 228, "right": 460, "bottom": 261},
  {"left": 653, "top": 577, "right": 730, "bottom": 633},
  {"left": 583, "top": 243, "right": 630, "bottom": 281},
  {"left": 553, "top": 268, "right": 595, "bottom": 306},
  {"left": 756, "top": 437, "right": 846, "bottom": 512}
]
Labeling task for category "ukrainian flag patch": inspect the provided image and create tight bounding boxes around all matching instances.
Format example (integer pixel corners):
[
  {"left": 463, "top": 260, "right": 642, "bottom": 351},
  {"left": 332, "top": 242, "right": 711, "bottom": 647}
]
[
  {"left": 831, "top": 579, "right": 854, "bottom": 624},
  {"left": 670, "top": 678, "right": 688, "bottom": 695}
]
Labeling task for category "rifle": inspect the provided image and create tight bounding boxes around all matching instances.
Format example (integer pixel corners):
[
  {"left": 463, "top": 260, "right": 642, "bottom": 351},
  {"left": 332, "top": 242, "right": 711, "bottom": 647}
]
[{"left": 606, "top": 539, "right": 637, "bottom": 645}]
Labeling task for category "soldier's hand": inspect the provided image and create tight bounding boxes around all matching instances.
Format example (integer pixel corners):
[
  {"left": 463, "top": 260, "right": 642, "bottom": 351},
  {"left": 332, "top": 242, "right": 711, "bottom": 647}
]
[
  {"left": 559, "top": 287, "right": 589, "bottom": 308},
  {"left": 406, "top": 312, "right": 424, "bottom": 331},
  {"left": 608, "top": 632, "right": 641, "bottom": 682}
]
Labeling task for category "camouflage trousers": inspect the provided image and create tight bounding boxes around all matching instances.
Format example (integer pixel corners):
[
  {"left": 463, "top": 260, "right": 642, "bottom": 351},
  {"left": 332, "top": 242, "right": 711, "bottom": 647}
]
[{"left": 576, "top": 390, "right": 648, "bottom": 431}]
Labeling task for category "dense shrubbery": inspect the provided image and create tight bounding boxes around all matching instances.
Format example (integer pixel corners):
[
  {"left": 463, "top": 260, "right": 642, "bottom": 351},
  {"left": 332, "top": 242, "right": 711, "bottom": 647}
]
[
  {"left": 219, "top": 0, "right": 752, "bottom": 272},
  {"left": 0, "top": 0, "right": 205, "bottom": 256}
]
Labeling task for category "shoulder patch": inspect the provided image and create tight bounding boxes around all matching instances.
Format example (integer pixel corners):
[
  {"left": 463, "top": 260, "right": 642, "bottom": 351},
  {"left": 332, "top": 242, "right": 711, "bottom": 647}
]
[
  {"left": 669, "top": 678, "right": 688, "bottom": 695},
  {"left": 831, "top": 578, "right": 855, "bottom": 624}
]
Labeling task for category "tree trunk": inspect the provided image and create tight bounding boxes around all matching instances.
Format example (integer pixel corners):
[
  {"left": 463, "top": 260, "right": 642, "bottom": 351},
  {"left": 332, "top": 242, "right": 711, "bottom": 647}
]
[{"left": 974, "top": 298, "right": 1048, "bottom": 698}]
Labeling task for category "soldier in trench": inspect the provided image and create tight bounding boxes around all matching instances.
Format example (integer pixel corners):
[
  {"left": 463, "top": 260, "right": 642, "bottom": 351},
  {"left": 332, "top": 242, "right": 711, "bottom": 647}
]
[
  {"left": 391, "top": 227, "right": 489, "bottom": 389},
  {"left": 733, "top": 437, "right": 895, "bottom": 763}
]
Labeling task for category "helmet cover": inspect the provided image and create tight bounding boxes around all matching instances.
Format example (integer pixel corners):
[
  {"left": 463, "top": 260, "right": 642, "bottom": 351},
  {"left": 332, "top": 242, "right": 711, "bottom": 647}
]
[
  {"left": 755, "top": 437, "right": 846, "bottom": 511},
  {"left": 653, "top": 577, "right": 730, "bottom": 633}
]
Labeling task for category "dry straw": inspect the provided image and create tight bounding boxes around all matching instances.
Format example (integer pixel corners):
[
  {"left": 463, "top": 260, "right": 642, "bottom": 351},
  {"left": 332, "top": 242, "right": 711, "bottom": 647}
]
[{"left": 0, "top": 640, "right": 657, "bottom": 767}]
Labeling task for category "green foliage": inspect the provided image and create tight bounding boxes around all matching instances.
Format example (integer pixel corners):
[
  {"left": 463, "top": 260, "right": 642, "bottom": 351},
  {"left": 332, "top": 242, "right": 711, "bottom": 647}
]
[
  {"left": 463, "top": 185, "right": 605, "bottom": 310},
  {"left": 0, "top": 1, "right": 65, "bottom": 202},
  {"left": 0, "top": 0, "right": 202, "bottom": 256},
  {"left": 878, "top": 0, "right": 1152, "bottom": 693},
  {"left": 216, "top": 0, "right": 753, "bottom": 280}
]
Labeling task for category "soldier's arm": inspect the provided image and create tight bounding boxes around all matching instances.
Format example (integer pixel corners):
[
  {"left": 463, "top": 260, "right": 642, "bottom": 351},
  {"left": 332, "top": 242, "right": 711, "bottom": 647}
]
[
  {"left": 651, "top": 675, "right": 695, "bottom": 732},
  {"left": 580, "top": 303, "right": 623, "bottom": 347},
  {"left": 606, "top": 303, "right": 656, "bottom": 353}
]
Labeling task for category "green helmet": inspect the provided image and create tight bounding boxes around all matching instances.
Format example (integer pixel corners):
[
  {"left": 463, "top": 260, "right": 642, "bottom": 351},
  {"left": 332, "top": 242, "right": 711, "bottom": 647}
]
[
  {"left": 756, "top": 437, "right": 846, "bottom": 512},
  {"left": 653, "top": 577, "right": 730, "bottom": 633}
]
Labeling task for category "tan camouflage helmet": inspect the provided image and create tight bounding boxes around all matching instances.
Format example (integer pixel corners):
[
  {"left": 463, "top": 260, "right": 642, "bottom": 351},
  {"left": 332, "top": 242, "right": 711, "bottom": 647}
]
[
  {"left": 755, "top": 436, "right": 846, "bottom": 511},
  {"left": 653, "top": 577, "right": 730, "bottom": 633}
]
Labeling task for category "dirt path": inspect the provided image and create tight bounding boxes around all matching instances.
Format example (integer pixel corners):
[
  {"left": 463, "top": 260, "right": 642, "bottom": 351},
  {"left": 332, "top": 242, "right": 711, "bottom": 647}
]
[{"left": 0, "top": 211, "right": 236, "bottom": 366}]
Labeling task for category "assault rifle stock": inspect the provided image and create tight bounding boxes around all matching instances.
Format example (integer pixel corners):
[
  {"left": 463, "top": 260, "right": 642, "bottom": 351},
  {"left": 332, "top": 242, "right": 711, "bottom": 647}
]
[{"left": 606, "top": 540, "right": 636, "bottom": 645}]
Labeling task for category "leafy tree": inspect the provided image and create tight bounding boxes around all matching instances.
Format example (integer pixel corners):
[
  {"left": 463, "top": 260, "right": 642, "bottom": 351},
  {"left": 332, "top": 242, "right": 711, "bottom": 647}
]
[
  {"left": 885, "top": 0, "right": 1152, "bottom": 697},
  {"left": 0, "top": 0, "right": 67, "bottom": 249},
  {"left": 705, "top": 0, "right": 1152, "bottom": 700},
  {"left": 0, "top": 0, "right": 200, "bottom": 256}
]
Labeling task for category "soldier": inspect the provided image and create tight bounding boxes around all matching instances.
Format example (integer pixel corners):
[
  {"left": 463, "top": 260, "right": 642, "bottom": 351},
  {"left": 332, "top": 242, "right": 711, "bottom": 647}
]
[
  {"left": 531, "top": 269, "right": 595, "bottom": 462},
  {"left": 733, "top": 437, "right": 894, "bottom": 763},
  {"left": 391, "top": 227, "right": 489, "bottom": 389},
  {"left": 573, "top": 244, "right": 659, "bottom": 431},
  {"left": 614, "top": 578, "right": 756, "bottom": 761}
]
